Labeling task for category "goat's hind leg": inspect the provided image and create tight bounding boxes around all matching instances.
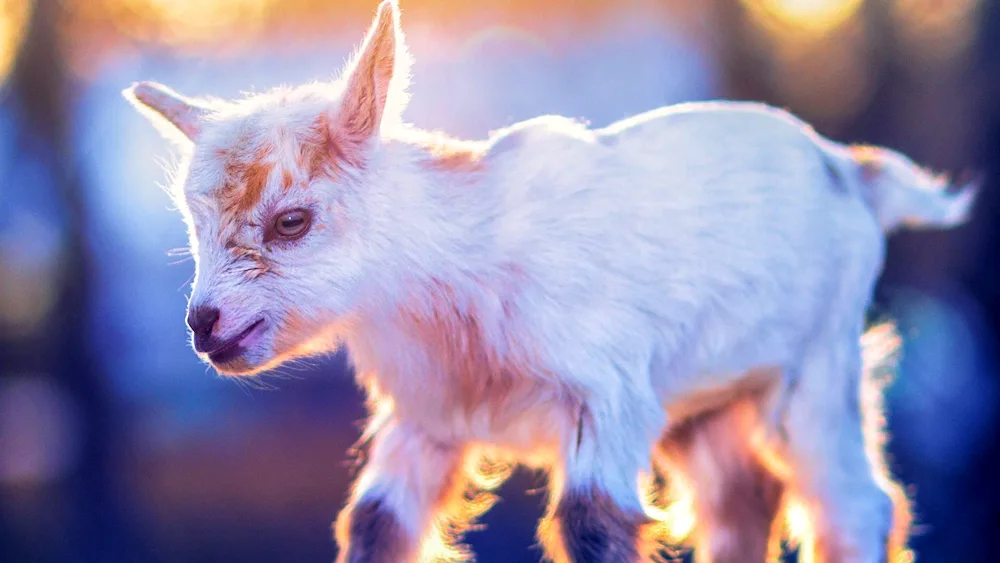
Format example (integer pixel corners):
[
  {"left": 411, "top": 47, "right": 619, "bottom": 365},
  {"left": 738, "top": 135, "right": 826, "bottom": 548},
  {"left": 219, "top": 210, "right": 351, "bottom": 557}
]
[
  {"left": 656, "top": 396, "right": 787, "bottom": 563},
  {"left": 779, "top": 327, "right": 911, "bottom": 563}
]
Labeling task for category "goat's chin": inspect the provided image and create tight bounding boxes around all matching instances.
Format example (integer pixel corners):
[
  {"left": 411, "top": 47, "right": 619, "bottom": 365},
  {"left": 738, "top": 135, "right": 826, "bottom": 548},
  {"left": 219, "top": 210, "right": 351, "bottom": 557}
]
[
  {"left": 205, "top": 329, "right": 340, "bottom": 377},
  {"left": 212, "top": 348, "right": 319, "bottom": 377},
  {"left": 201, "top": 344, "right": 281, "bottom": 377},
  {"left": 211, "top": 360, "right": 260, "bottom": 376}
]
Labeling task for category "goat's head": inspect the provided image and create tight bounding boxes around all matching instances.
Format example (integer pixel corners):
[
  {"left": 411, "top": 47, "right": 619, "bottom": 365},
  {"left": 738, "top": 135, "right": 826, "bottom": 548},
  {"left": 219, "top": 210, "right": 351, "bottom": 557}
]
[{"left": 124, "top": 1, "right": 410, "bottom": 375}]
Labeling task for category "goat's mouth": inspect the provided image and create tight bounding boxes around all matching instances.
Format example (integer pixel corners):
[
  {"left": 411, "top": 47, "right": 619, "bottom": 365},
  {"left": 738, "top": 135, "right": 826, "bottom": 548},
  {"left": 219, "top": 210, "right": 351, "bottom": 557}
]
[{"left": 203, "top": 319, "right": 266, "bottom": 366}]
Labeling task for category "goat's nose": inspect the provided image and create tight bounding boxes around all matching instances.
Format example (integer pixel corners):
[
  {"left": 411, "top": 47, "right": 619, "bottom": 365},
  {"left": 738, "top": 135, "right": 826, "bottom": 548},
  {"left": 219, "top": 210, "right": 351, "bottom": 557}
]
[{"left": 186, "top": 306, "right": 220, "bottom": 346}]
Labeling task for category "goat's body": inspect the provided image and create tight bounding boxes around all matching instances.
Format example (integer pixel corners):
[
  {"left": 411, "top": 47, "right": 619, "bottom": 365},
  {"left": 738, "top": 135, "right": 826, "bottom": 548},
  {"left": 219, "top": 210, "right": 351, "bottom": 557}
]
[
  {"left": 339, "top": 101, "right": 969, "bottom": 561},
  {"left": 127, "top": 4, "right": 975, "bottom": 559},
  {"left": 349, "top": 101, "right": 899, "bottom": 453}
]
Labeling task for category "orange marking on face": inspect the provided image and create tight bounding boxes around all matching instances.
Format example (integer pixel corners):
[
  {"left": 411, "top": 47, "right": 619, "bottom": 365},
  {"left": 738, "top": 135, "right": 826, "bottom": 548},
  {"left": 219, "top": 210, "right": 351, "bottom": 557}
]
[
  {"left": 302, "top": 113, "right": 355, "bottom": 177},
  {"left": 223, "top": 241, "right": 271, "bottom": 279},
  {"left": 282, "top": 169, "right": 295, "bottom": 191},
  {"left": 214, "top": 140, "right": 277, "bottom": 236},
  {"left": 236, "top": 160, "right": 273, "bottom": 212},
  {"left": 229, "top": 244, "right": 264, "bottom": 262}
]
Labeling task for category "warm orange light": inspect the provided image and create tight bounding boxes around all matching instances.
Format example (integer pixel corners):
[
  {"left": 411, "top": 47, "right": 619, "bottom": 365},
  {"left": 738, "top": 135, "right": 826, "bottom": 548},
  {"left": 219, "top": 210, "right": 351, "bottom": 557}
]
[
  {"left": 783, "top": 498, "right": 816, "bottom": 563},
  {"left": 741, "top": 0, "right": 864, "bottom": 36},
  {"left": 0, "top": 0, "right": 31, "bottom": 85},
  {"left": 739, "top": 0, "right": 873, "bottom": 124},
  {"left": 111, "top": 0, "right": 269, "bottom": 50},
  {"left": 640, "top": 470, "right": 696, "bottom": 544}
]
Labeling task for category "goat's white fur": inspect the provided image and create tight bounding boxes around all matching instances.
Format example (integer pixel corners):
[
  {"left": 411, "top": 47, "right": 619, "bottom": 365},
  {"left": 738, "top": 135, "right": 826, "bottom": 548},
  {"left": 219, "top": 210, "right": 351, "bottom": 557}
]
[{"left": 124, "top": 1, "right": 976, "bottom": 561}]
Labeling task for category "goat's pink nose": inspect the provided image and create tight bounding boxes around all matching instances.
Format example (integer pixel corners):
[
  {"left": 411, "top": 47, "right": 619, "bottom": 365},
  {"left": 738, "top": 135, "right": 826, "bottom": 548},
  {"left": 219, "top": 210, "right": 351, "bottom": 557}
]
[{"left": 186, "top": 306, "right": 220, "bottom": 349}]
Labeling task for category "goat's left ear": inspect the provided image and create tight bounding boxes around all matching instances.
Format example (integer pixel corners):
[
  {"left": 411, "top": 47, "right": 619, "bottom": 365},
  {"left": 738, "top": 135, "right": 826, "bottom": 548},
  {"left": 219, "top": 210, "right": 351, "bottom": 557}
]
[
  {"left": 333, "top": 0, "right": 411, "bottom": 145},
  {"left": 123, "top": 81, "right": 213, "bottom": 144}
]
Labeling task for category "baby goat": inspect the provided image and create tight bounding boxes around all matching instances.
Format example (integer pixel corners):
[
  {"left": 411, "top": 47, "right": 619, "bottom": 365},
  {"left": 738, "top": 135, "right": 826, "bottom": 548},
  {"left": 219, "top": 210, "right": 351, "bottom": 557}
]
[{"left": 124, "top": 1, "right": 976, "bottom": 562}]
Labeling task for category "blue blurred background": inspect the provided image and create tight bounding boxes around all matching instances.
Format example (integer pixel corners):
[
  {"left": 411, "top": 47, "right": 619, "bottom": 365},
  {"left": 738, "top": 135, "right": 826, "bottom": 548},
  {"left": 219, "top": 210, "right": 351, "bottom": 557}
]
[{"left": 0, "top": 0, "right": 997, "bottom": 561}]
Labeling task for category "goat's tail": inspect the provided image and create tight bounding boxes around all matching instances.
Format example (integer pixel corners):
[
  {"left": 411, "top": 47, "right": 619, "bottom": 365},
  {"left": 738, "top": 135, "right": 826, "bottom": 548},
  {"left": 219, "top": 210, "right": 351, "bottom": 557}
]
[{"left": 834, "top": 144, "right": 979, "bottom": 233}]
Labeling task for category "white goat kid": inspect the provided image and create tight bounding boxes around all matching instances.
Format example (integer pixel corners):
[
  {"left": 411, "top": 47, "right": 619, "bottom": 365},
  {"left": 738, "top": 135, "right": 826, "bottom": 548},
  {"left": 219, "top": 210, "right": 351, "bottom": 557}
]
[{"left": 124, "top": 1, "right": 976, "bottom": 562}]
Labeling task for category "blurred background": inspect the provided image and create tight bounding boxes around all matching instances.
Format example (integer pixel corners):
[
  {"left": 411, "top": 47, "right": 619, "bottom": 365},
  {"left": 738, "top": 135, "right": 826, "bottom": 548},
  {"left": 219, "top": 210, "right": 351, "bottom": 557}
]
[{"left": 0, "top": 0, "right": 998, "bottom": 561}]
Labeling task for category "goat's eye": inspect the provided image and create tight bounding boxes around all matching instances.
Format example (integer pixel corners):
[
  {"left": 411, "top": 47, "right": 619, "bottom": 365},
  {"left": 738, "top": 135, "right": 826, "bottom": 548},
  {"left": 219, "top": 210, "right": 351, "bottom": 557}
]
[{"left": 271, "top": 209, "right": 311, "bottom": 239}]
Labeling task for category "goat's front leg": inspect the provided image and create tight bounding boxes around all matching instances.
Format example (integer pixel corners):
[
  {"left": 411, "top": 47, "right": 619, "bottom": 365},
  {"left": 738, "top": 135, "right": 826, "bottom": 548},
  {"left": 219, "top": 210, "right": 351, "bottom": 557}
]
[
  {"left": 541, "top": 395, "right": 666, "bottom": 563},
  {"left": 334, "top": 418, "right": 461, "bottom": 563}
]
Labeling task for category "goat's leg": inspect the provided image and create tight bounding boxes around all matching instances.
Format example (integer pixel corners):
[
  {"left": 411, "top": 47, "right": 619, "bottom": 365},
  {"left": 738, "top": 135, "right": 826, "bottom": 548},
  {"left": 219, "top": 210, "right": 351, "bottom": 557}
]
[
  {"left": 334, "top": 418, "right": 464, "bottom": 563},
  {"left": 779, "top": 331, "right": 910, "bottom": 563},
  {"left": 540, "top": 395, "right": 666, "bottom": 563},
  {"left": 657, "top": 397, "right": 787, "bottom": 563}
]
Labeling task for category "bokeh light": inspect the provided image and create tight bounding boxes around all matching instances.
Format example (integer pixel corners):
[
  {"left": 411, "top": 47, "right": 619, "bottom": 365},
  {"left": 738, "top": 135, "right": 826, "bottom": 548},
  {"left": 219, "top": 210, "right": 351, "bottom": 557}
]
[
  {"left": 768, "top": 18, "right": 874, "bottom": 124},
  {"left": 0, "top": 376, "right": 81, "bottom": 485},
  {"left": 738, "top": 0, "right": 872, "bottom": 124},
  {"left": 0, "top": 0, "right": 31, "bottom": 85},
  {"left": 0, "top": 212, "right": 62, "bottom": 339},
  {"left": 890, "top": 0, "right": 982, "bottom": 66},
  {"left": 740, "top": 0, "right": 864, "bottom": 36},
  {"left": 108, "top": 0, "right": 269, "bottom": 49}
]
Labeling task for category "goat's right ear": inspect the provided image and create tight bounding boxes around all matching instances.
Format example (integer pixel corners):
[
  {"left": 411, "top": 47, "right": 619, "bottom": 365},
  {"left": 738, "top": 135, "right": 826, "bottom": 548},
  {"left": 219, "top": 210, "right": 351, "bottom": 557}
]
[
  {"left": 123, "top": 81, "right": 211, "bottom": 144},
  {"left": 333, "top": 0, "right": 409, "bottom": 147}
]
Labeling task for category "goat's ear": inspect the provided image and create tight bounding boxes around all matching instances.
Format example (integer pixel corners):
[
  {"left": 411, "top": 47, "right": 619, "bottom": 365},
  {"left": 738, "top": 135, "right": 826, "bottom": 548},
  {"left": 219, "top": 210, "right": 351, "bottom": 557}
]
[
  {"left": 123, "top": 81, "right": 212, "bottom": 143},
  {"left": 333, "top": 0, "right": 410, "bottom": 146}
]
